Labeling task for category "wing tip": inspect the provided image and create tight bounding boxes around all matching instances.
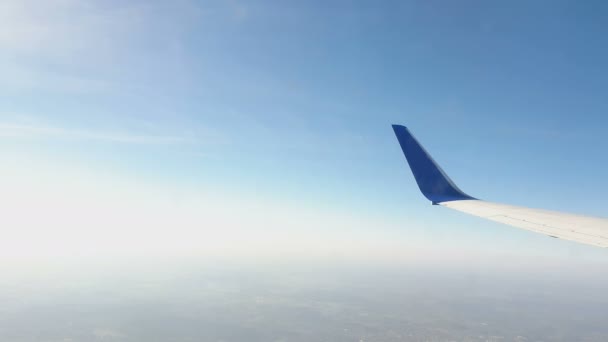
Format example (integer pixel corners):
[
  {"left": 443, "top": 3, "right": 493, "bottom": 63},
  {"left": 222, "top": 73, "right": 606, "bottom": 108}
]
[{"left": 392, "top": 124, "right": 475, "bottom": 203}]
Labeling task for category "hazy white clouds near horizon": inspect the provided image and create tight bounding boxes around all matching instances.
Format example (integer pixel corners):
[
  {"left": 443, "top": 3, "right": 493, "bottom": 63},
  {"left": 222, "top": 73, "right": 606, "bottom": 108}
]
[
  {"left": 0, "top": 155, "right": 606, "bottom": 276},
  {"left": 0, "top": 157, "right": 409, "bottom": 262}
]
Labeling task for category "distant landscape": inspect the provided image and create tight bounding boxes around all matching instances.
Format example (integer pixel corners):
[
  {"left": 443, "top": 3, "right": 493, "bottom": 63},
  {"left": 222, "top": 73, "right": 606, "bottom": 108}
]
[{"left": 1, "top": 260, "right": 607, "bottom": 341}]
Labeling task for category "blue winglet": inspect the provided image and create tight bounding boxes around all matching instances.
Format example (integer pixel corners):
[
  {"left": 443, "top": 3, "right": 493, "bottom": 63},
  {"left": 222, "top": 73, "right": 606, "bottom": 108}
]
[{"left": 392, "top": 125, "right": 476, "bottom": 204}]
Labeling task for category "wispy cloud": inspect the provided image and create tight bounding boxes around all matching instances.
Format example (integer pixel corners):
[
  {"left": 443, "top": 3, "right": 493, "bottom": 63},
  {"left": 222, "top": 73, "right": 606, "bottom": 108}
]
[
  {"left": 0, "top": 122, "right": 193, "bottom": 145},
  {"left": 0, "top": 0, "right": 200, "bottom": 93}
]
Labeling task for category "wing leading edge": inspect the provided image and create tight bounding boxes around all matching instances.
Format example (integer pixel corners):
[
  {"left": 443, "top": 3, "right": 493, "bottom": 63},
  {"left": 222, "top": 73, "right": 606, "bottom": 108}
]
[{"left": 392, "top": 124, "right": 608, "bottom": 248}]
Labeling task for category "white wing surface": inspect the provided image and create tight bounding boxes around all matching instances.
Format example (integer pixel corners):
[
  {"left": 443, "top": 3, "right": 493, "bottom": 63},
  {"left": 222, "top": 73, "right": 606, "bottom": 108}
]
[{"left": 441, "top": 200, "right": 608, "bottom": 247}]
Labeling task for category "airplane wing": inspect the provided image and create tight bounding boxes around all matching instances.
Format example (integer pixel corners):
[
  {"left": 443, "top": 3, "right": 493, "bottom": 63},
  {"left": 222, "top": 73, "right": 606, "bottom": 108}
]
[{"left": 392, "top": 124, "right": 608, "bottom": 248}]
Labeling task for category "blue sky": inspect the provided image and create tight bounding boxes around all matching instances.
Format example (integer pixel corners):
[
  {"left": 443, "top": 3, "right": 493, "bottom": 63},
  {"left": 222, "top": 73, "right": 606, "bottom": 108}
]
[{"left": 1, "top": 0, "right": 608, "bottom": 265}]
